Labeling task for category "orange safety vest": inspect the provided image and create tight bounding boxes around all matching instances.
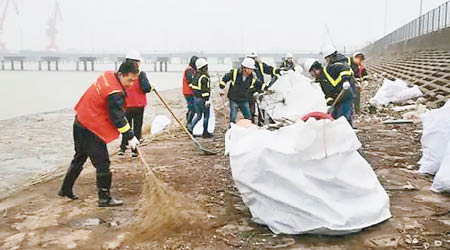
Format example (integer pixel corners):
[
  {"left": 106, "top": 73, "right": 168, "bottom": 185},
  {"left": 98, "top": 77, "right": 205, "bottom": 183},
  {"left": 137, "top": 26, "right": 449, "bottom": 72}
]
[
  {"left": 182, "top": 66, "right": 194, "bottom": 96},
  {"left": 126, "top": 77, "right": 147, "bottom": 108},
  {"left": 75, "top": 71, "right": 125, "bottom": 143}
]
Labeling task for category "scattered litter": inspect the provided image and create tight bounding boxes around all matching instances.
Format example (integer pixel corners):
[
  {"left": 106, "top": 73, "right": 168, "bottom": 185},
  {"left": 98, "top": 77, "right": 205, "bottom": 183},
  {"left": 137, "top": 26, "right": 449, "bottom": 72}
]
[
  {"left": 382, "top": 119, "right": 414, "bottom": 125},
  {"left": 400, "top": 104, "right": 429, "bottom": 122},
  {"left": 364, "top": 235, "right": 400, "bottom": 248},
  {"left": 150, "top": 115, "right": 171, "bottom": 135},
  {"left": 81, "top": 218, "right": 100, "bottom": 227},
  {"left": 369, "top": 78, "right": 423, "bottom": 107},
  {"left": 391, "top": 105, "right": 417, "bottom": 112}
]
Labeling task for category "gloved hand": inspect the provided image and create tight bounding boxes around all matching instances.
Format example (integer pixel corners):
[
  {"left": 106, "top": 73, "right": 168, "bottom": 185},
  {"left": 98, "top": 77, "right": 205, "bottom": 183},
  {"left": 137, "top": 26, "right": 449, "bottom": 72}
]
[
  {"left": 280, "top": 70, "right": 288, "bottom": 75},
  {"left": 128, "top": 136, "right": 139, "bottom": 150},
  {"left": 343, "top": 81, "right": 350, "bottom": 90},
  {"left": 326, "top": 97, "right": 334, "bottom": 106},
  {"left": 251, "top": 71, "right": 258, "bottom": 79},
  {"left": 205, "top": 100, "right": 211, "bottom": 106},
  {"left": 363, "top": 80, "right": 369, "bottom": 87}
]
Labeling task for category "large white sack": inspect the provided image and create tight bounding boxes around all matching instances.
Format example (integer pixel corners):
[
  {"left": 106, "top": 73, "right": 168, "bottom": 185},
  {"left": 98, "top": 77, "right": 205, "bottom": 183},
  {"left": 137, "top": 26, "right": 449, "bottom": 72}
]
[
  {"left": 225, "top": 118, "right": 391, "bottom": 235},
  {"left": 369, "top": 79, "right": 423, "bottom": 107},
  {"left": 431, "top": 140, "right": 450, "bottom": 192},
  {"left": 150, "top": 115, "right": 171, "bottom": 135},
  {"left": 259, "top": 71, "right": 327, "bottom": 121},
  {"left": 418, "top": 100, "right": 450, "bottom": 174},
  {"left": 193, "top": 104, "right": 216, "bottom": 136}
]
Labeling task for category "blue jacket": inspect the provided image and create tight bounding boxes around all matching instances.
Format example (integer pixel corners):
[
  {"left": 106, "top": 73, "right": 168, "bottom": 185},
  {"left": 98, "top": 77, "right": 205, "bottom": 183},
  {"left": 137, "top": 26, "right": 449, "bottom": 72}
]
[
  {"left": 220, "top": 68, "right": 267, "bottom": 102},
  {"left": 317, "top": 62, "right": 355, "bottom": 104}
]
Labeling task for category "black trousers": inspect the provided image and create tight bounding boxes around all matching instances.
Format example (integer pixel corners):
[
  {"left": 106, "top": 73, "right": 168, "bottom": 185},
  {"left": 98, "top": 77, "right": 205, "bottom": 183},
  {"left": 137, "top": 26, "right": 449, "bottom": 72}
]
[
  {"left": 71, "top": 118, "right": 111, "bottom": 176},
  {"left": 120, "top": 107, "right": 144, "bottom": 151}
]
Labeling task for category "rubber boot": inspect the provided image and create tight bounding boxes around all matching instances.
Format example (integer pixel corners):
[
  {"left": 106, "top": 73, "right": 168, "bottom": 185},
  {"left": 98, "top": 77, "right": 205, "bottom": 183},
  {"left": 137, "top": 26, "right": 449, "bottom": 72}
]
[
  {"left": 97, "top": 172, "right": 123, "bottom": 207},
  {"left": 202, "top": 131, "right": 213, "bottom": 138},
  {"left": 58, "top": 163, "right": 82, "bottom": 200}
]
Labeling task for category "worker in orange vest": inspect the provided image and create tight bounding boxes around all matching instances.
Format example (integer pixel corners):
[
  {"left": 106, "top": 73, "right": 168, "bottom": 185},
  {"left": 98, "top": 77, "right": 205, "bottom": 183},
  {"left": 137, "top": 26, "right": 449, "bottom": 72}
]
[
  {"left": 182, "top": 56, "right": 198, "bottom": 128},
  {"left": 58, "top": 61, "right": 140, "bottom": 207},
  {"left": 118, "top": 50, "right": 153, "bottom": 157}
]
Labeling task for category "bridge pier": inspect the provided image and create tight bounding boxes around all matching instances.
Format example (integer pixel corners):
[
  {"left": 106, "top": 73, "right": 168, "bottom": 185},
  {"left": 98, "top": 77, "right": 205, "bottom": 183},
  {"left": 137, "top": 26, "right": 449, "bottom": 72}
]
[
  {"left": 77, "top": 57, "right": 96, "bottom": 71},
  {"left": 39, "top": 57, "right": 60, "bottom": 71},
  {"left": 156, "top": 57, "right": 169, "bottom": 72},
  {"left": 3, "top": 56, "right": 25, "bottom": 70}
]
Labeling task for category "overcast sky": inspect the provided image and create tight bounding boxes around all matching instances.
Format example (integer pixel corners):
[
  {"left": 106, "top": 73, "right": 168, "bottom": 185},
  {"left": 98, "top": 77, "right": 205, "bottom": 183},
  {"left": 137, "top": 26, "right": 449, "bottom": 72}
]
[{"left": 1, "top": 0, "right": 448, "bottom": 53}]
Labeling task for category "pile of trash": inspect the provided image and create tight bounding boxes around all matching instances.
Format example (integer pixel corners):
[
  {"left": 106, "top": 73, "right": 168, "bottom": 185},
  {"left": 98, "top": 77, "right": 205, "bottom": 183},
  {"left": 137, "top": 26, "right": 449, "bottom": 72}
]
[
  {"left": 418, "top": 100, "right": 450, "bottom": 193},
  {"left": 225, "top": 71, "right": 391, "bottom": 235},
  {"left": 258, "top": 70, "right": 327, "bottom": 122},
  {"left": 369, "top": 78, "right": 423, "bottom": 107}
]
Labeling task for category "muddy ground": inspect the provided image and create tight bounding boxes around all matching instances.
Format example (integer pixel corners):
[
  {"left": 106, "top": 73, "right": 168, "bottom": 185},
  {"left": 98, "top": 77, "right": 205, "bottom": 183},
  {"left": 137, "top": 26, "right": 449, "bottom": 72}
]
[{"left": 0, "top": 81, "right": 449, "bottom": 250}]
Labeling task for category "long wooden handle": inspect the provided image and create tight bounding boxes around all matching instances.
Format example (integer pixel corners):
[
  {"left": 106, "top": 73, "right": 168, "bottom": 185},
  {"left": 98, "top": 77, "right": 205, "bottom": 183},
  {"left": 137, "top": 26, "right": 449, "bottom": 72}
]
[{"left": 153, "top": 88, "right": 196, "bottom": 140}]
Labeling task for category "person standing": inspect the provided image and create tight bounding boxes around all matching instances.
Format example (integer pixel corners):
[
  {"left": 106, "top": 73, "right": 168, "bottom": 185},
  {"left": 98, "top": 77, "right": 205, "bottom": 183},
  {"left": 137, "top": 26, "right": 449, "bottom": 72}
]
[
  {"left": 119, "top": 50, "right": 153, "bottom": 157},
  {"left": 347, "top": 52, "right": 369, "bottom": 114},
  {"left": 220, "top": 57, "right": 268, "bottom": 124},
  {"left": 188, "top": 58, "right": 213, "bottom": 138},
  {"left": 305, "top": 59, "right": 356, "bottom": 126},
  {"left": 280, "top": 53, "right": 295, "bottom": 71},
  {"left": 182, "top": 56, "right": 198, "bottom": 128},
  {"left": 58, "top": 61, "right": 140, "bottom": 207},
  {"left": 246, "top": 51, "right": 286, "bottom": 124},
  {"left": 323, "top": 44, "right": 348, "bottom": 66}
]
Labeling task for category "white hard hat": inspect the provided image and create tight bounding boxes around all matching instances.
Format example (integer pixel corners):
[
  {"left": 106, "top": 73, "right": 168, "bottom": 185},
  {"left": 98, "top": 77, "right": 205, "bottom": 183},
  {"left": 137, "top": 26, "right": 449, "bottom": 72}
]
[
  {"left": 195, "top": 58, "right": 208, "bottom": 70},
  {"left": 247, "top": 51, "right": 258, "bottom": 58},
  {"left": 242, "top": 57, "right": 256, "bottom": 69},
  {"left": 353, "top": 51, "right": 365, "bottom": 59},
  {"left": 125, "top": 50, "right": 142, "bottom": 61},
  {"left": 303, "top": 58, "right": 319, "bottom": 72},
  {"left": 323, "top": 45, "right": 337, "bottom": 58},
  {"left": 286, "top": 53, "right": 293, "bottom": 59}
]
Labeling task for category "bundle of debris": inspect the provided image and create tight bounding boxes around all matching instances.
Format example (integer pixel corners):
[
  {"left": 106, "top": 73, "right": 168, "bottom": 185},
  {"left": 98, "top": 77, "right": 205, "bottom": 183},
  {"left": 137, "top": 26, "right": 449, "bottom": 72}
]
[
  {"left": 225, "top": 71, "right": 391, "bottom": 235},
  {"left": 418, "top": 100, "right": 450, "bottom": 193}
]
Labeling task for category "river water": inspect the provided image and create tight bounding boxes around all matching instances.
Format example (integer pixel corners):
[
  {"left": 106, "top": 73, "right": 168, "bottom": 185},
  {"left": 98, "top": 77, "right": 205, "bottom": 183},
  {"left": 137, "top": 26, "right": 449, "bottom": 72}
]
[{"left": 0, "top": 63, "right": 230, "bottom": 198}]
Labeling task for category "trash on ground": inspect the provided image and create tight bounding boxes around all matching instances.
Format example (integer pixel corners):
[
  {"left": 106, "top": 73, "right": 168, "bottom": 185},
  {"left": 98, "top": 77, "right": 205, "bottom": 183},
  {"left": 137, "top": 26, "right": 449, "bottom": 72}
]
[
  {"left": 150, "top": 115, "right": 171, "bottom": 135},
  {"left": 369, "top": 79, "right": 423, "bottom": 107},
  {"left": 382, "top": 119, "right": 414, "bottom": 125}
]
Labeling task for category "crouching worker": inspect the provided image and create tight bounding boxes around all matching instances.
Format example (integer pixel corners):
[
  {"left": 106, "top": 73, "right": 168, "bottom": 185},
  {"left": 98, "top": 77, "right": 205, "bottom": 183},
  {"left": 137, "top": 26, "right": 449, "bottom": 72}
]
[
  {"left": 119, "top": 50, "right": 153, "bottom": 158},
  {"left": 58, "top": 61, "right": 140, "bottom": 207},
  {"left": 188, "top": 58, "right": 213, "bottom": 138},
  {"left": 220, "top": 57, "right": 268, "bottom": 124},
  {"left": 305, "top": 59, "right": 356, "bottom": 126}
]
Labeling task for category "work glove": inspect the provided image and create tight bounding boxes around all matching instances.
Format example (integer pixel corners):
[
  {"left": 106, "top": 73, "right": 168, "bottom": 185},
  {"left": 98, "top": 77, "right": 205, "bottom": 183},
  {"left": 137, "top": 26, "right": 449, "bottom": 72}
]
[
  {"left": 326, "top": 97, "right": 334, "bottom": 106},
  {"left": 251, "top": 71, "right": 258, "bottom": 79},
  {"left": 343, "top": 81, "right": 350, "bottom": 90},
  {"left": 205, "top": 100, "right": 211, "bottom": 106},
  {"left": 279, "top": 70, "right": 288, "bottom": 75},
  {"left": 128, "top": 136, "right": 139, "bottom": 150},
  {"left": 363, "top": 80, "right": 369, "bottom": 87}
]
